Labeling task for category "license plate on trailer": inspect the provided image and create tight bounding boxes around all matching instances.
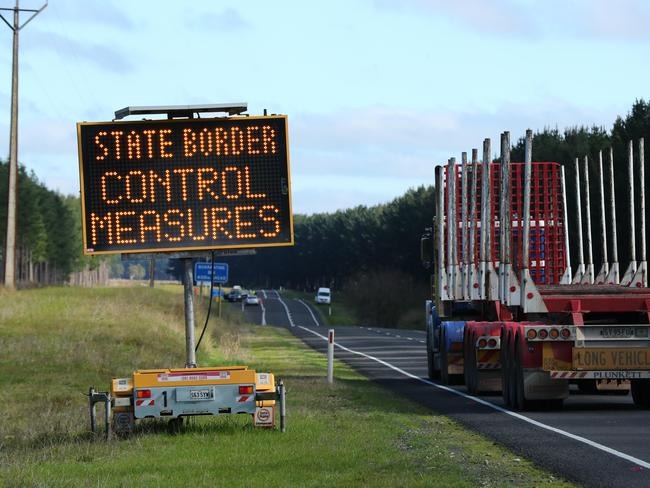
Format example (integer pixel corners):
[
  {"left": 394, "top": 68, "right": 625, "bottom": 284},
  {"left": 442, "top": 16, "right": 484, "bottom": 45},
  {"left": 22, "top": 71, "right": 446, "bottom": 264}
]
[
  {"left": 599, "top": 327, "right": 636, "bottom": 339},
  {"left": 189, "top": 389, "right": 213, "bottom": 400}
]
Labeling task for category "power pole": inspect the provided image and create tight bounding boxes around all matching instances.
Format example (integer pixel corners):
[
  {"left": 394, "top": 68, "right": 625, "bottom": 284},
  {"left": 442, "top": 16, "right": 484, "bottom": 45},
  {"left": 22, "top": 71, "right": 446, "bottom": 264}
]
[{"left": 0, "top": 0, "right": 47, "bottom": 289}]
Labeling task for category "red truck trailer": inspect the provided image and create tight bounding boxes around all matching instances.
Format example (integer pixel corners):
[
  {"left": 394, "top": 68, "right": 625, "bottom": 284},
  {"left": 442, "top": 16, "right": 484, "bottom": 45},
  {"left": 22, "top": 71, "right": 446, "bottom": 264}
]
[{"left": 422, "top": 130, "right": 650, "bottom": 409}]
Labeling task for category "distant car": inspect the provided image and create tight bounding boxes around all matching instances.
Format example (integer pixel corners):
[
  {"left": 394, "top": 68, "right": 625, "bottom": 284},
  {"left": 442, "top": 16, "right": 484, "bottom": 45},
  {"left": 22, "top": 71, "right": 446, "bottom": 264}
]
[
  {"left": 245, "top": 294, "right": 259, "bottom": 306},
  {"left": 315, "top": 287, "right": 331, "bottom": 305},
  {"left": 226, "top": 289, "right": 242, "bottom": 302}
]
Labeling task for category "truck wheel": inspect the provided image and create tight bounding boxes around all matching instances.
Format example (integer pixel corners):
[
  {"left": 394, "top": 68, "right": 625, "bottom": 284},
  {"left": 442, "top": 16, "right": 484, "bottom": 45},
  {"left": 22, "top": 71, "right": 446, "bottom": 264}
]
[
  {"left": 514, "top": 342, "right": 533, "bottom": 411},
  {"left": 501, "top": 335, "right": 511, "bottom": 406},
  {"left": 440, "top": 342, "right": 450, "bottom": 385},
  {"left": 465, "top": 342, "right": 477, "bottom": 394},
  {"left": 631, "top": 379, "right": 650, "bottom": 407},
  {"left": 427, "top": 340, "right": 438, "bottom": 380}
]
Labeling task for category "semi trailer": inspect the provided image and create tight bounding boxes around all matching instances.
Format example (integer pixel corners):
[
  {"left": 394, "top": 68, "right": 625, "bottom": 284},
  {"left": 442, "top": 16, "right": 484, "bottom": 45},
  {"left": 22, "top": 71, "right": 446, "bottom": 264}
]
[{"left": 422, "top": 130, "right": 650, "bottom": 409}]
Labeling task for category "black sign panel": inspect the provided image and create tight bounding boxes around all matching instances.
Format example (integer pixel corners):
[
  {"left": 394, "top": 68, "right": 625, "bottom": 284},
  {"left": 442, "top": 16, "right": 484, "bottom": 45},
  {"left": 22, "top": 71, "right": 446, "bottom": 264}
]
[{"left": 77, "top": 116, "right": 293, "bottom": 255}]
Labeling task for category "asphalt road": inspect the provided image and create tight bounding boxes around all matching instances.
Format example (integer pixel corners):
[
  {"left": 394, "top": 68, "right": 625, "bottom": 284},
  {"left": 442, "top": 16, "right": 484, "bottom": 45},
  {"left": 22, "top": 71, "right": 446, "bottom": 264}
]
[{"left": 242, "top": 289, "right": 650, "bottom": 488}]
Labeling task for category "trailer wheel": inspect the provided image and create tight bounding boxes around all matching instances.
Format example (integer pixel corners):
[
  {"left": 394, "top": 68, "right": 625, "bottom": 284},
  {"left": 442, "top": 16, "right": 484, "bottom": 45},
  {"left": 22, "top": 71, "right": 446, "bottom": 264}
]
[
  {"left": 465, "top": 335, "right": 477, "bottom": 394},
  {"left": 631, "top": 379, "right": 650, "bottom": 407},
  {"left": 501, "top": 333, "right": 511, "bottom": 407},
  {"left": 514, "top": 341, "right": 533, "bottom": 411},
  {"left": 426, "top": 333, "right": 438, "bottom": 380},
  {"left": 440, "top": 332, "right": 450, "bottom": 385}
]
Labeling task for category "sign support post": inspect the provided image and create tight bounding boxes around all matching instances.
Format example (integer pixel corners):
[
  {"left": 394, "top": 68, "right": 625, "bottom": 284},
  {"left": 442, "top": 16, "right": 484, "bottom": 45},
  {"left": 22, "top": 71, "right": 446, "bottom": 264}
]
[{"left": 183, "top": 258, "right": 197, "bottom": 368}]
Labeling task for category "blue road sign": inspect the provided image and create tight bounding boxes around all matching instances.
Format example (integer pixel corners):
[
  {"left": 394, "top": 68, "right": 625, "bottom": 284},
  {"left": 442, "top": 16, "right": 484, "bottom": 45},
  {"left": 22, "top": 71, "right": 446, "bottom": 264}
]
[{"left": 194, "top": 262, "right": 228, "bottom": 283}]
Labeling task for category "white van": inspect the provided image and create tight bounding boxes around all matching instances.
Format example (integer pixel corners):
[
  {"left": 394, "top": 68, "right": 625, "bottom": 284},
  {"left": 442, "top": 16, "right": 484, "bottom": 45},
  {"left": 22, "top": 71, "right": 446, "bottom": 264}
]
[{"left": 315, "top": 287, "right": 331, "bottom": 305}]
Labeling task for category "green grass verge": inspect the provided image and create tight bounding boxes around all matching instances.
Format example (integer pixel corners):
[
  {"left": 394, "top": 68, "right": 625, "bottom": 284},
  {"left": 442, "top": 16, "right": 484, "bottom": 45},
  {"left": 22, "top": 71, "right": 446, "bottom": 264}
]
[
  {"left": 0, "top": 287, "right": 573, "bottom": 487},
  {"left": 279, "top": 289, "right": 358, "bottom": 326}
]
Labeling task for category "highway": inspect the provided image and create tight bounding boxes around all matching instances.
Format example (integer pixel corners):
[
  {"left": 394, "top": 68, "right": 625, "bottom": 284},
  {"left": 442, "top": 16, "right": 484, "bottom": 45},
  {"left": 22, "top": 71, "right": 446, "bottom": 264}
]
[{"left": 239, "top": 290, "right": 650, "bottom": 488}]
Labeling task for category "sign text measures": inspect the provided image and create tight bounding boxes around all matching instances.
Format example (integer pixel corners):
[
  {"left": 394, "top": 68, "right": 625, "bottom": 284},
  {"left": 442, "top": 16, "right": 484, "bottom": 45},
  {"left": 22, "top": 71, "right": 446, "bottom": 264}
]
[{"left": 77, "top": 116, "right": 293, "bottom": 254}]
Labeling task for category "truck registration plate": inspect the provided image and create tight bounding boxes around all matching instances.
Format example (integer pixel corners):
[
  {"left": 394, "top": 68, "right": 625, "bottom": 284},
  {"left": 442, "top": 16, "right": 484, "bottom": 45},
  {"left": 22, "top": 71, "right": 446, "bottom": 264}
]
[
  {"left": 573, "top": 348, "right": 650, "bottom": 370},
  {"left": 599, "top": 327, "right": 635, "bottom": 339},
  {"left": 189, "top": 389, "right": 213, "bottom": 400}
]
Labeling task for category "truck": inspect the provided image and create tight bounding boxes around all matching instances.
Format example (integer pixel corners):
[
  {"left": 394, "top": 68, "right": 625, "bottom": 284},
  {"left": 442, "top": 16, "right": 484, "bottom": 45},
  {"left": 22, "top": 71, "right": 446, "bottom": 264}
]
[{"left": 421, "top": 130, "right": 650, "bottom": 409}]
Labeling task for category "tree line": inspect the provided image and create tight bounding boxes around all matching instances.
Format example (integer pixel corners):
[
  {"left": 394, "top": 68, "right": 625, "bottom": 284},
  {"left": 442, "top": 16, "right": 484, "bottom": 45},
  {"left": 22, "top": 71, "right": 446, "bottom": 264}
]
[
  {"left": 4, "top": 99, "right": 650, "bottom": 307},
  {"left": 216, "top": 99, "right": 650, "bottom": 325},
  {"left": 0, "top": 162, "right": 79, "bottom": 284}
]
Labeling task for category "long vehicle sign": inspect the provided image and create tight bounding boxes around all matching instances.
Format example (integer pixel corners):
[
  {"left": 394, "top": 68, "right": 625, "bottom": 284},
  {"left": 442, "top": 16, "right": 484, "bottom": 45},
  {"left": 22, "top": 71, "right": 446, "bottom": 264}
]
[
  {"left": 77, "top": 115, "right": 293, "bottom": 254},
  {"left": 573, "top": 348, "right": 650, "bottom": 370}
]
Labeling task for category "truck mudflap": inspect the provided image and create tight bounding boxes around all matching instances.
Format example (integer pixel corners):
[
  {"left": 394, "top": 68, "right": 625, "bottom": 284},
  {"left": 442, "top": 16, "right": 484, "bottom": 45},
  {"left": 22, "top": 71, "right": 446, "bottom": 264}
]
[
  {"left": 442, "top": 321, "right": 465, "bottom": 375},
  {"left": 443, "top": 321, "right": 465, "bottom": 349},
  {"left": 523, "top": 369, "right": 569, "bottom": 400}
]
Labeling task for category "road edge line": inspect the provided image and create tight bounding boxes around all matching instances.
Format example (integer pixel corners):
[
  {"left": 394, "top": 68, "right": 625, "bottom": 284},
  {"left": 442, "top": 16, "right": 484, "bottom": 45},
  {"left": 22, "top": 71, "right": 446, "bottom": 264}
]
[{"left": 296, "top": 324, "right": 650, "bottom": 470}]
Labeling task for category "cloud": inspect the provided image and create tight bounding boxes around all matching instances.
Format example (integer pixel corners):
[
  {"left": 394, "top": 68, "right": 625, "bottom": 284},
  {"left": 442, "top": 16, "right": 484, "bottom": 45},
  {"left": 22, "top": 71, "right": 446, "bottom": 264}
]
[
  {"left": 373, "top": 0, "right": 533, "bottom": 37},
  {"left": 23, "top": 28, "right": 133, "bottom": 73},
  {"left": 291, "top": 101, "right": 598, "bottom": 177},
  {"left": 188, "top": 8, "right": 251, "bottom": 32},
  {"left": 50, "top": 0, "right": 135, "bottom": 31},
  {"left": 374, "top": 0, "right": 650, "bottom": 42}
]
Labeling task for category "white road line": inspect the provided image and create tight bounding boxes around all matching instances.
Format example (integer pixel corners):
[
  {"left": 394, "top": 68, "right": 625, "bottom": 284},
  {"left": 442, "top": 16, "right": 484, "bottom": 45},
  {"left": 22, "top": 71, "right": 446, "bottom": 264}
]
[
  {"left": 296, "top": 324, "right": 650, "bottom": 471},
  {"left": 418, "top": 340, "right": 425, "bottom": 344},
  {"left": 276, "top": 293, "right": 295, "bottom": 327},
  {"left": 407, "top": 337, "right": 413, "bottom": 341},
  {"left": 297, "top": 299, "right": 320, "bottom": 327},
  {"left": 262, "top": 290, "right": 267, "bottom": 299},
  {"left": 396, "top": 335, "right": 401, "bottom": 338}
]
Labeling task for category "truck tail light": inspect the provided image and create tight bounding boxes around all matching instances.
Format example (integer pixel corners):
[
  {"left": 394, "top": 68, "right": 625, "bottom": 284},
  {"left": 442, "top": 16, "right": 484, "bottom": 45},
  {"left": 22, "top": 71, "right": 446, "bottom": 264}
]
[
  {"left": 538, "top": 329, "right": 548, "bottom": 339},
  {"left": 478, "top": 338, "right": 487, "bottom": 348},
  {"left": 487, "top": 338, "right": 497, "bottom": 348},
  {"left": 136, "top": 389, "right": 151, "bottom": 399},
  {"left": 239, "top": 385, "right": 253, "bottom": 395},
  {"left": 560, "top": 328, "right": 571, "bottom": 339},
  {"left": 526, "top": 329, "right": 537, "bottom": 340},
  {"left": 549, "top": 328, "right": 559, "bottom": 339}
]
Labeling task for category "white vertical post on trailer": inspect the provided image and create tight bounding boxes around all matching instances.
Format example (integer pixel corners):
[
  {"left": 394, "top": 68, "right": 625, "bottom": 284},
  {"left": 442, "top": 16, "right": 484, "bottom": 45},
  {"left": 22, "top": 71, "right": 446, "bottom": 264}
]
[
  {"left": 500, "top": 132, "right": 519, "bottom": 306},
  {"left": 435, "top": 166, "right": 449, "bottom": 305},
  {"left": 606, "top": 147, "right": 620, "bottom": 284},
  {"left": 461, "top": 152, "right": 470, "bottom": 300},
  {"left": 572, "top": 158, "right": 586, "bottom": 284},
  {"left": 479, "top": 139, "right": 497, "bottom": 300},
  {"left": 580, "top": 156, "right": 595, "bottom": 284},
  {"left": 469, "top": 149, "right": 480, "bottom": 300},
  {"left": 498, "top": 134, "right": 506, "bottom": 302},
  {"left": 622, "top": 140, "right": 637, "bottom": 286},
  {"left": 449, "top": 158, "right": 461, "bottom": 300},
  {"left": 595, "top": 150, "right": 609, "bottom": 284},
  {"left": 631, "top": 138, "right": 647, "bottom": 287},
  {"left": 560, "top": 165, "right": 572, "bottom": 284},
  {"left": 446, "top": 159, "right": 454, "bottom": 300},
  {"left": 520, "top": 130, "right": 547, "bottom": 312}
]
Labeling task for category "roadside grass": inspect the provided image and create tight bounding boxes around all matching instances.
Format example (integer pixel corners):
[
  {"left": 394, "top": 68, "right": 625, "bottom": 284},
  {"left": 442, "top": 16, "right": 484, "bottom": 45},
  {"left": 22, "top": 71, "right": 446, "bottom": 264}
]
[
  {"left": 279, "top": 289, "right": 357, "bottom": 326},
  {"left": 0, "top": 287, "right": 573, "bottom": 487}
]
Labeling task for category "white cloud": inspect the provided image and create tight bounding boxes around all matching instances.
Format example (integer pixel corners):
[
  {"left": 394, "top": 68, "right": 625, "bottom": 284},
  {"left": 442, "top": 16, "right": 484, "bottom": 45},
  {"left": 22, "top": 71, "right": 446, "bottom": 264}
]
[
  {"left": 188, "top": 8, "right": 251, "bottom": 31},
  {"left": 374, "top": 0, "right": 650, "bottom": 42}
]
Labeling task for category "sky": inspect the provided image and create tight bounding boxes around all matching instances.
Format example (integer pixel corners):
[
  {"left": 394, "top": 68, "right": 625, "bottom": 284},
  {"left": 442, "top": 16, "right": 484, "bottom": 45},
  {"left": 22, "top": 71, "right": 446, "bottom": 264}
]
[{"left": 0, "top": 0, "right": 649, "bottom": 214}]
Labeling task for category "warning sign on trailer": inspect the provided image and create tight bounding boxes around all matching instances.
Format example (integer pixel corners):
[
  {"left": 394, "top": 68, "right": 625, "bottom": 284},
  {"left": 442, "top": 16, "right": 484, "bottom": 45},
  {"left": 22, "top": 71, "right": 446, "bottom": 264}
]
[
  {"left": 255, "top": 406, "right": 274, "bottom": 427},
  {"left": 76, "top": 115, "right": 293, "bottom": 255}
]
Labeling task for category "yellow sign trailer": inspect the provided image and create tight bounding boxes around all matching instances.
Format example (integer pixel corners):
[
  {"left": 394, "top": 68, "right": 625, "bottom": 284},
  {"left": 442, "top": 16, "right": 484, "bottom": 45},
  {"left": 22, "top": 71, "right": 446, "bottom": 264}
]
[{"left": 83, "top": 105, "right": 290, "bottom": 437}]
